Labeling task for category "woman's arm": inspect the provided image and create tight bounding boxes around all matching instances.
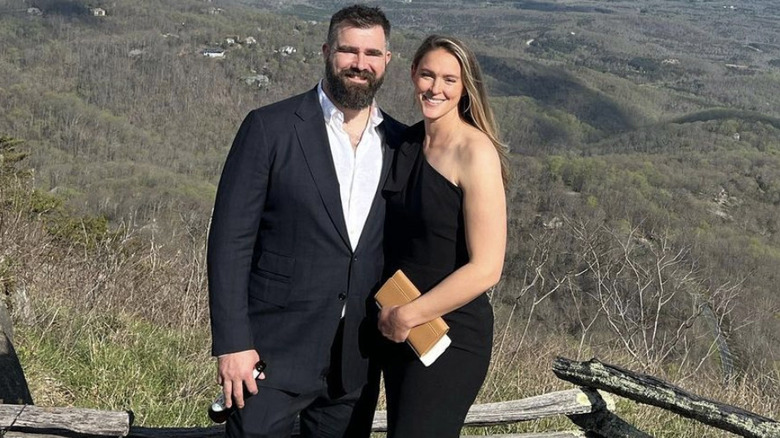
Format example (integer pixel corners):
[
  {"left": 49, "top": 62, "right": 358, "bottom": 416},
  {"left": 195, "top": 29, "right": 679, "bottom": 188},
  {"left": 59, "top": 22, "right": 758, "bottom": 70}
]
[{"left": 379, "top": 133, "right": 507, "bottom": 342}]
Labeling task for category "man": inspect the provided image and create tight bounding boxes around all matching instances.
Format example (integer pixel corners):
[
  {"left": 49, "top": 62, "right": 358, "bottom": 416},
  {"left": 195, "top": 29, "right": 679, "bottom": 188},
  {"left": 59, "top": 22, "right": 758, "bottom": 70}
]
[{"left": 207, "top": 5, "right": 404, "bottom": 437}]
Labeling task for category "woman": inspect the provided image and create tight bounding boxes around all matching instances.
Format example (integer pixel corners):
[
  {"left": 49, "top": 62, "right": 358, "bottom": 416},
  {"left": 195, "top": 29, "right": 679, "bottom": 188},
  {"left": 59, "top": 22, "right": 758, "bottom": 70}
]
[{"left": 378, "top": 34, "right": 509, "bottom": 437}]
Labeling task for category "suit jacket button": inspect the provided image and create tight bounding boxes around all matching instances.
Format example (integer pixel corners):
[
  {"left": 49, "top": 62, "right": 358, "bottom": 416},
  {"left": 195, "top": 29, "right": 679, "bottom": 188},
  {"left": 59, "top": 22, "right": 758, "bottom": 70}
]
[{"left": 338, "top": 293, "right": 347, "bottom": 301}]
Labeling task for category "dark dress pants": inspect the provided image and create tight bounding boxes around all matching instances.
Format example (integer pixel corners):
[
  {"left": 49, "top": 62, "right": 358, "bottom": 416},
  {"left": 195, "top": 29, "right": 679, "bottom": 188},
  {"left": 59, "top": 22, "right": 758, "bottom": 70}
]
[
  {"left": 225, "top": 321, "right": 377, "bottom": 438},
  {"left": 382, "top": 342, "right": 490, "bottom": 438},
  {"left": 224, "top": 382, "right": 373, "bottom": 438}
]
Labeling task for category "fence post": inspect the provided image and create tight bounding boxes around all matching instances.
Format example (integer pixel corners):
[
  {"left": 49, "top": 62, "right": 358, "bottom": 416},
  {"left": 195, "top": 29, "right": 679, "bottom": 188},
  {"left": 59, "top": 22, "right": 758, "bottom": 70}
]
[{"left": 553, "top": 356, "right": 780, "bottom": 438}]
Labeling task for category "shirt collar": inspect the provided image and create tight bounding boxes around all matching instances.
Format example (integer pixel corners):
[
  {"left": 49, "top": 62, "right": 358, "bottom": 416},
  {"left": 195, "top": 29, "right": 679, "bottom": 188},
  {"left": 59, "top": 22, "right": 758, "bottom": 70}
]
[{"left": 317, "top": 80, "right": 384, "bottom": 128}]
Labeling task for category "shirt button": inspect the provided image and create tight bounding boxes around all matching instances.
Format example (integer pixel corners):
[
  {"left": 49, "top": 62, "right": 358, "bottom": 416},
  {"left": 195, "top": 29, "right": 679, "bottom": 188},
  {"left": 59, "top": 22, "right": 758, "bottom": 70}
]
[{"left": 338, "top": 293, "right": 347, "bottom": 301}]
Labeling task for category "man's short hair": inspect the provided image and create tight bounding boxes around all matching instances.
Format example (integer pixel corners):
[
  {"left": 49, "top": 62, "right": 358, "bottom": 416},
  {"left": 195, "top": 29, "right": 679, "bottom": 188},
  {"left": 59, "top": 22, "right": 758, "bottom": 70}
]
[{"left": 327, "top": 4, "right": 391, "bottom": 48}]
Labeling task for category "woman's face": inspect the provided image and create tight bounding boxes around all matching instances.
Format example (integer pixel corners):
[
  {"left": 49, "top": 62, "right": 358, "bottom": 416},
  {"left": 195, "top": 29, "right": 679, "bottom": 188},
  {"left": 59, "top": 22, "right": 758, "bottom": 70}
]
[{"left": 412, "top": 48, "right": 465, "bottom": 122}]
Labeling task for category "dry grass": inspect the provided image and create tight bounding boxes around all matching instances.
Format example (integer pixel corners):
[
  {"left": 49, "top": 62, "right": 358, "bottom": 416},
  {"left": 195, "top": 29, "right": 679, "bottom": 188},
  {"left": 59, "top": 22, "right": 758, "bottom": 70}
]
[
  {"left": 2, "top": 198, "right": 779, "bottom": 433},
  {"left": 2, "top": 203, "right": 216, "bottom": 426},
  {"left": 466, "top": 309, "right": 780, "bottom": 436}
]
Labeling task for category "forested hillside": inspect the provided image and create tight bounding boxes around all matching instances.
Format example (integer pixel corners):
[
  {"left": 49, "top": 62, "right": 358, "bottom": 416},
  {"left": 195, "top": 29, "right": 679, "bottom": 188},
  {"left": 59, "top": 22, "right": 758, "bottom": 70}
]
[{"left": 1, "top": 0, "right": 779, "bottom": 432}]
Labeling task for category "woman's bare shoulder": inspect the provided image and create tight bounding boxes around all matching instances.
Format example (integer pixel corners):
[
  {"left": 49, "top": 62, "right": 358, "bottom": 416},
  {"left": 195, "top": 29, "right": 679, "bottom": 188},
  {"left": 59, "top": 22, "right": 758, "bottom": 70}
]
[{"left": 457, "top": 125, "right": 500, "bottom": 169}]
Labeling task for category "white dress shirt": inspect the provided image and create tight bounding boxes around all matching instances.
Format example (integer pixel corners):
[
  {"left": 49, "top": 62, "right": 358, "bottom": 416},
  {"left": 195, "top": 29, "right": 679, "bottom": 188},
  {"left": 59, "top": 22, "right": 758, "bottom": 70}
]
[{"left": 317, "top": 82, "right": 384, "bottom": 251}]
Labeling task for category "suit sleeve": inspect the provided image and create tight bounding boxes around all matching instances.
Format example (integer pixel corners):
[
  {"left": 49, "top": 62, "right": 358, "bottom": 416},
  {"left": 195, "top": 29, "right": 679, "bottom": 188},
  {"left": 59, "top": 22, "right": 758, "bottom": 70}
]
[{"left": 207, "top": 110, "right": 271, "bottom": 357}]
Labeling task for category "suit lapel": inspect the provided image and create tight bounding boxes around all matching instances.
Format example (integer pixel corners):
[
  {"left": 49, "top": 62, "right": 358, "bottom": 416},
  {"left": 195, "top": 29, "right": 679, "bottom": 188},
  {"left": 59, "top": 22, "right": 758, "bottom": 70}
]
[
  {"left": 294, "top": 89, "right": 351, "bottom": 249},
  {"left": 354, "top": 117, "right": 410, "bottom": 252},
  {"left": 383, "top": 121, "right": 422, "bottom": 194},
  {"left": 377, "top": 115, "right": 404, "bottom": 195}
]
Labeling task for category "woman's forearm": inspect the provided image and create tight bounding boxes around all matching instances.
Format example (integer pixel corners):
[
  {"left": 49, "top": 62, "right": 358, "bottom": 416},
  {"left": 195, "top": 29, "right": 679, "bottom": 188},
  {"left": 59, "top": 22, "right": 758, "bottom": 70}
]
[{"left": 398, "top": 261, "right": 502, "bottom": 328}]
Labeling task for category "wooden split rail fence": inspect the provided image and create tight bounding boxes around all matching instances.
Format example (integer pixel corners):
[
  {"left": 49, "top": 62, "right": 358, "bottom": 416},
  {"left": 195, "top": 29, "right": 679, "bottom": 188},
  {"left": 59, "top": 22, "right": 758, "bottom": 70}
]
[
  {"left": 2, "top": 302, "right": 779, "bottom": 437},
  {"left": 2, "top": 357, "right": 780, "bottom": 437}
]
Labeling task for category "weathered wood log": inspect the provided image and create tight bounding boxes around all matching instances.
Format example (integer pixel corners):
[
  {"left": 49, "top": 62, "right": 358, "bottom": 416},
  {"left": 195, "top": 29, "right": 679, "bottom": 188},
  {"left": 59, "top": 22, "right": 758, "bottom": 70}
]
[
  {"left": 1, "top": 388, "right": 612, "bottom": 437},
  {"left": 5, "top": 433, "right": 82, "bottom": 438},
  {"left": 0, "top": 404, "right": 130, "bottom": 437},
  {"left": 565, "top": 386, "right": 651, "bottom": 438},
  {"left": 126, "top": 389, "right": 607, "bottom": 437},
  {"left": 568, "top": 410, "right": 651, "bottom": 438},
  {"left": 0, "top": 299, "right": 33, "bottom": 405},
  {"left": 453, "top": 388, "right": 613, "bottom": 428},
  {"left": 368, "top": 388, "right": 612, "bottom": 431},
  {"left": 553, "top": 356, "right": 780, "bottom": 438},
  {"left": 10, "top": 425, "right": 588, "bottom": 438},
  {"left": 563, "top": 386, "right": 650, "bottom": 438}
]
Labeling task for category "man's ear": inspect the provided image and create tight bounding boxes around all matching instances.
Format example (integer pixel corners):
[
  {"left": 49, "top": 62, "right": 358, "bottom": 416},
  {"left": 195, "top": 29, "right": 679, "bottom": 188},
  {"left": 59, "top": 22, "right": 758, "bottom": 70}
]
[
  {"left": 385, "top": 50, "right": 392, "bottom": 65},
  {"left": 322, "top": 43, "right": 330, "bottom": 61}
]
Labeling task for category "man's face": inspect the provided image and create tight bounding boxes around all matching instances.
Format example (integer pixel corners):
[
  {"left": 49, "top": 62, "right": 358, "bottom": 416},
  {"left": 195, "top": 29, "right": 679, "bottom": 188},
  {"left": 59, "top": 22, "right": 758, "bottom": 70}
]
[{"left": 323, "top": 25, "right": 392, "bottom": 110}]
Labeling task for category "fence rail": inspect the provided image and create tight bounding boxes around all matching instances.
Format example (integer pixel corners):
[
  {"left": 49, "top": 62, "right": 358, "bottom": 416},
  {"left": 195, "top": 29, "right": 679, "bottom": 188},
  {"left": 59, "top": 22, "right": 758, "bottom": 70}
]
[
  {"left": 3, "top": 357, "right": 780, "bottom": 437},
  {"left": 553, "top": 357, "right": 780, "bottom": 438},
  {"left": 0, "top": 387, "right": 607, "bottom": 437}
]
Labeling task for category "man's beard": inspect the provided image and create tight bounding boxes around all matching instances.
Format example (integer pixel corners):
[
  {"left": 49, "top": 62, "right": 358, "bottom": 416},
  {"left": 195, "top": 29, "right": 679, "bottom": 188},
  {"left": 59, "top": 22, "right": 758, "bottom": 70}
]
[{"left": 325, "top": 60, "right": 384, "bottom": 110}]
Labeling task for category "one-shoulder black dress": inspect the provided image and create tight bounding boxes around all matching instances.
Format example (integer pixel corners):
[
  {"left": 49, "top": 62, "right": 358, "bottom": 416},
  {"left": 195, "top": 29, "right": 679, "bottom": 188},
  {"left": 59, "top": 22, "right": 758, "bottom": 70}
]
[{"left": 380, "top": 122, "right": 494, "bottom": 437}]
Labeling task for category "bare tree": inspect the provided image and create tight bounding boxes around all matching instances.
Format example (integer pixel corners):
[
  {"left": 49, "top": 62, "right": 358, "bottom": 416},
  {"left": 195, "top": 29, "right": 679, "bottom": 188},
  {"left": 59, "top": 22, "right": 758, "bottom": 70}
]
[{"left": 498, "top": 215, "right": 742, "bottom": 379}]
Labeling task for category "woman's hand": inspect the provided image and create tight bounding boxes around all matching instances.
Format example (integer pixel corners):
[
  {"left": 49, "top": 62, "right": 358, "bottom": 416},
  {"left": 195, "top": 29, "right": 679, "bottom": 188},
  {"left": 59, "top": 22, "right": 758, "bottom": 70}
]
[{"left": 379, "top": 305, "right": 413, "bottom": 342}]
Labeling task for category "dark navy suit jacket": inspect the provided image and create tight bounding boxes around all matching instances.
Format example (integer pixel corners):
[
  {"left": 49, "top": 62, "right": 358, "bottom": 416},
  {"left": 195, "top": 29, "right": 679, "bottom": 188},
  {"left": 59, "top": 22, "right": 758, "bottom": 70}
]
[{"left": 208, "top": 87, "right": 406, "bottom": 394}]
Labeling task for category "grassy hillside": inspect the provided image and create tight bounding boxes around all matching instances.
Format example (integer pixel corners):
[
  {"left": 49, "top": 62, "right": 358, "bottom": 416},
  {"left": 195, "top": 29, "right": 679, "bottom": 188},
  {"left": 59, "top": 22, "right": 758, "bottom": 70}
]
[
  {"left": 1, "top": 0, "right": 780, "bottom": 433},
  {"left": 2, "top": 0, "right": 778, "bottom": 221}
]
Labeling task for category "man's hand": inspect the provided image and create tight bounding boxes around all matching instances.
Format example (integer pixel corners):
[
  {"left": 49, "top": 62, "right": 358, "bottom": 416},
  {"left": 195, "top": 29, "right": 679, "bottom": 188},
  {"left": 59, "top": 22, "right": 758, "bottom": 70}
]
[{"left": 217, "top": 350, "right": 264, "bottom": 409}]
